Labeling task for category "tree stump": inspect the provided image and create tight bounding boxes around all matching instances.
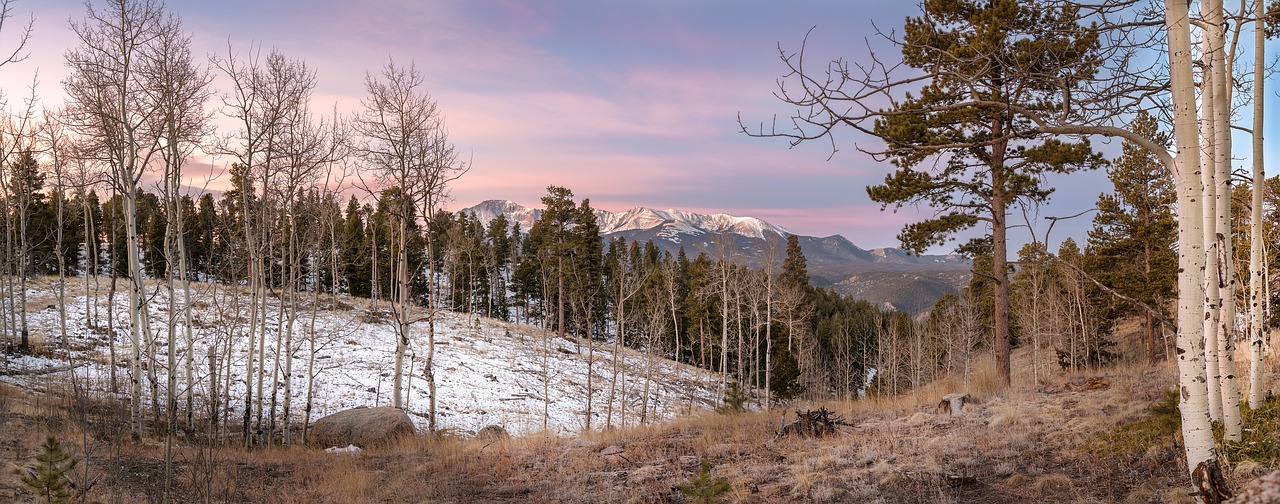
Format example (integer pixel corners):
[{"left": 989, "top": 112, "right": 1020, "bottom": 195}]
[
  {"left": 936, "top": 393, "right": 974, "bottom": 415},
  {"left": 776, "top": 408, "right": 850, "bottom": 438}
]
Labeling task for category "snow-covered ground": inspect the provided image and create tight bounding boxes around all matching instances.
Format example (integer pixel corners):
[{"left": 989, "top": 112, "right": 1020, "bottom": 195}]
[{"left": 0, "top": 278, "right": 723, "bottom": 438}]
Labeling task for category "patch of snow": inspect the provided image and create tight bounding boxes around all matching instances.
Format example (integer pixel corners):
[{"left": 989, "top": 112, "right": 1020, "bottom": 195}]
[{"left": 2, "top": 280, "right": 724, "bottom": 439}]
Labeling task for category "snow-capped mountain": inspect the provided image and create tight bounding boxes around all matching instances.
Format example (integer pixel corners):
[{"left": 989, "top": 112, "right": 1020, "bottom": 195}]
[
  {"left": 461, "top": 200, "right": 542, "bottom": 231},
  {"left": 458, "top": 199, "right": 969, "bottom": 314},
  {"left": 460, "top": 200, "right": 789, "bottom": 242}
]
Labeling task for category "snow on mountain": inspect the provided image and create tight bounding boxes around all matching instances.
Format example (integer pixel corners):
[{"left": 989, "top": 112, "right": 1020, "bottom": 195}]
[
  {"left": 459, "top": 199, "right": 970, "bottom": 314},
  {"left": 460, "top": 200, "right": 790, "bottom": 241},
  {"left": 1, "top": 279, "right": 721, "bottom": 438},
  {"left": 462, "top": 199, "right": 541, "bottom": 231}
]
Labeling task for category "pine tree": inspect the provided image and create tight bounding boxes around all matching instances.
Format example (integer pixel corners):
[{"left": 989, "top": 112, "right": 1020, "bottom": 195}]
[
  {"left": 339, "top": 196, "right": 371, "bottom": 297},
  {"left": 21, "top": 436, "right": 78, "bottom": 504},
  {"left": 677, "top": 459, "right": 730, "bottom": 504},
  {"left": 866, "top": 0, "right": 1106, "bottom": 386},
  {"left": 1085, "top": 111, "right": 1176, "bottom": 365}
]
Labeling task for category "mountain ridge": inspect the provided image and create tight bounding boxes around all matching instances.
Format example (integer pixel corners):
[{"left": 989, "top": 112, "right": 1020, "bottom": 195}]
[{"left": 459, "top": 199, "right": 970, "bottom": 314}]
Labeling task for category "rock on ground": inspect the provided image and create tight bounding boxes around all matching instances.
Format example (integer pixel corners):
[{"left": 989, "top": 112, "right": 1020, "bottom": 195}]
[
  {"left": 1229, "top": 470, "right": 1280, "bottom": 504},
  {"left": 309, "top": 406, "right": 416, "bottom": 449}
]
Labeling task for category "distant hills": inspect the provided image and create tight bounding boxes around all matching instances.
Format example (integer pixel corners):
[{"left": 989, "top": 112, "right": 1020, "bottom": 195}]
[{"left": 459, "top": 200, "right": 971, "bottom": 314}]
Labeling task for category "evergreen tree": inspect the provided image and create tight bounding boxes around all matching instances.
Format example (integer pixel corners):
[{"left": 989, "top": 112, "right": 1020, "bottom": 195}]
[
  {"left": 568, "top": 199, "right": 604, "bottom": 337},
  {"left": 517, "top": 186, "right": 579, "bottom": 334},
  {"left": 190, "top": 193, "right": 217, "bottom": 278},
  {"left": 81, "top": 190, "right": 103, "bottom": 275},
  {"left": 681, "top": 252, "right": 716, "bottom": 370},
  {"left": 861, "top": 0, "right": 1107, "bottom": 386},
  {"left": 775, "top": 234, "right": 813, "bottom": 396},
  {"left": 779, "top": 234, "right": 809, "bottom": 290},
  {"left": 141, "top": 192, "right": 167, "bottom": 277},
  {"left": 1085, "top": 111, "right": 1176, "bottom": 365},
  {"left": 485, "top": 213, "right": 512, "bottom": 320},
  {"left": 21, "top": 436, "right": 77, "bottom": 504},
  {"left": 339, "top": 196, "right": 371, "bottom": 297},
  {"left": 1056, "top": 239, "right": 1115, "bottom": 370}
]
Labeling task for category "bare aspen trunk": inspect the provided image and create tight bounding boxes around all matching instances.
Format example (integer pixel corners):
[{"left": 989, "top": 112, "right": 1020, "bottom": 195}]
[
  {"left": 1198, "top": 41, "right": 1223, "bottom": 421},
  {"left": 107, "top": 195, "right": 119, "bottom": 394},
  {"left": 123, "top": 184, "right": 151, "bottom": 441},
  {"left": 425, "top": 231, "right": 438, "bottom": 433},
  {"left": 608, "top": 280, "right": 624, "bottom": 428},
  {"left": 165, "top": 222, "right": 178, "bottom": 432},
  {"left": 720, "top": 256, "right": 729, "bottom": 391},
  {"left": 303, "top": 281, "right": 321, "bottom": 444},
  {"left": 284, "top": 205, "right": 307, "bottom": 445},
  {"left": 393, "top": 213, "right": 409, "bottom": 409},
  {"left": 1248, "top": 0, "right": 1267, "bottom": 408},
  {"left": 1166, "top": 0, "right": 1222, "bottom": 486},
  {"left": 178, "top": 220, "right": 195, "bottom": 432},
  {"left": 1204, "top": 0, "right": 1242, "bottom": 442},
  {"left": 241, "top": 182, "right": 259, "bottom": 447},
  {"left": 207, "top": 345, "right": 218, "bottom": 436},
  {"left": 54, "top": 182, "right": 67, "bottom": 349},
  {"left": 585, "top": 321, "right": 595, "bottom": 431},
  {"left": 16, "top": 169, "right": 29, "bottom": 353},
  {"left": 83, "top": 189, "right": 95, "bottom": 328},
  {"left": 1210, "top": 0, "right": 1240, "bottom": 438}
]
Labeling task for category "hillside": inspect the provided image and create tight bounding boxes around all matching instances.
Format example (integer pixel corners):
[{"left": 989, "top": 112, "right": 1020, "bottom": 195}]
[
  {"left": 3, "top": 316, "right": 1277, "bottom": 502},
  {"left": 0, "top": 276, "right": 721, "bottom": 438},
  {"left": 461, "top": 200, "right": 970, "bottom": 314}
]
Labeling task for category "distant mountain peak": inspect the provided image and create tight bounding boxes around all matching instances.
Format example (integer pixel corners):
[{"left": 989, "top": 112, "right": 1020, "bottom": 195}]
[
  {"left": 460, "top": 200, "right": 790, "bottom": 241},
  {"left": 458, "top": 199, "right": 969, "bottom": 314}
]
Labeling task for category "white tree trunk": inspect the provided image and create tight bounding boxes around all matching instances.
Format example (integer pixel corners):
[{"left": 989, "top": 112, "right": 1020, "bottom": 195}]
[
  {"left": 1167, "top": 0, "right": 1220, "bottom": 482},
  {"left": 1197, "top": 13, "right": 1223, "bottom": 421},
  {"left": 1208, "top": 0, "right": 1241, "bottom": 442},
  {"left": 1248, "top": 0, "right": 1267, "bottom": 409},
  {"left": 123, "top": 184, "right": 151, "bottom": 441}
]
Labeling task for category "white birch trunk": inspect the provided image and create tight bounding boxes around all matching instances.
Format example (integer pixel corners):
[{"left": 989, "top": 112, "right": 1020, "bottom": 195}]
[
  {"left": 1167, "top": 0, "right": 1220, "bottom": 481},
  {"left": 1197, "top": 12, "right": 1223, "bottom": 420},
  {"left": 1248, "top": 0, "right": 1267, "bottom": 408},
  {"left": 1208, "top": 0, "right": 1241, "bottom": 441}
]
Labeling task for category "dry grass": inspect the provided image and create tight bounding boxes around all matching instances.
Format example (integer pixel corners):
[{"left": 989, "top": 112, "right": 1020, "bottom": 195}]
[{"left": 2, "top": 317, "right": 1279, "bottom": 502}]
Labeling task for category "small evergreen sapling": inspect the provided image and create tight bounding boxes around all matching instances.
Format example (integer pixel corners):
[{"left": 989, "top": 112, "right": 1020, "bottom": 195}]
[
  {"left": 678, "top": 459, "right": 730, "bottom": 504},
  {"left": 716, "top": 381, "right": 747, "bottom": 414},
  {"left": 21, "top": 436, "right": 78, "bottom": 503}
]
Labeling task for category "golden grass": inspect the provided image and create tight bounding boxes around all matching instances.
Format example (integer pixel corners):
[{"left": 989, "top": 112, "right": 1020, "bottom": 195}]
[{"left": 1, "top": 313, "right": 1277, "bottom": 502}]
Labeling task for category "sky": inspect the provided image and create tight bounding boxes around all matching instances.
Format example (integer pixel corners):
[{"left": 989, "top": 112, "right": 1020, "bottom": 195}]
[{"left": 1, "top": 0, "right": 1277, "bottom": 254}]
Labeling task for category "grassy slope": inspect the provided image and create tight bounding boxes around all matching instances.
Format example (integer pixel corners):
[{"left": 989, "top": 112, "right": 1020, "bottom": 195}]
[{"left": 1, "top": 279, "right": 1279, "bottom": 502}]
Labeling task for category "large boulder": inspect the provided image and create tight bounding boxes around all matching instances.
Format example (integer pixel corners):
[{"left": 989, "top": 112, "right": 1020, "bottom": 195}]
[
  {"left": 309, "top": 407, "right": 416, "bottom": 448},
  {"left": 1229, "top": 470, "right": 1280, "bottom": 504}
]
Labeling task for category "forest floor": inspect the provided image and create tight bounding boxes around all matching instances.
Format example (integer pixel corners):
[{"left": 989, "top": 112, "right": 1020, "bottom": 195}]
[{"left": 1, "top": 277, "right": 1279, "bottom": 502}]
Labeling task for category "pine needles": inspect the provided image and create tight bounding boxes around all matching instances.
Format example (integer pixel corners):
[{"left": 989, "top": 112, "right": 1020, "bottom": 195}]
[{"left": 21, "top": 436, "right": 78, "bottom": 503}]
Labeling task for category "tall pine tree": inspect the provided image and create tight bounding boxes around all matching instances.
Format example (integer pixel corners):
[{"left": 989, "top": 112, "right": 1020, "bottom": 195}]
[
  {"left": 1085, "top": 111, "right": 1176, "bottom": 365},
  {"left": 865, "top": 0, "right": 1106, "bottom": 386}
]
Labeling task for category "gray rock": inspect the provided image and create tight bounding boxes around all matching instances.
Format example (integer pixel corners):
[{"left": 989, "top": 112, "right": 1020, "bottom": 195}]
[
  {"left": 309, "top": 406, "right": 415, "bottom": 449},
  {"left": 1229, "top": 470, "right": 1280, "bottom": 504}
]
